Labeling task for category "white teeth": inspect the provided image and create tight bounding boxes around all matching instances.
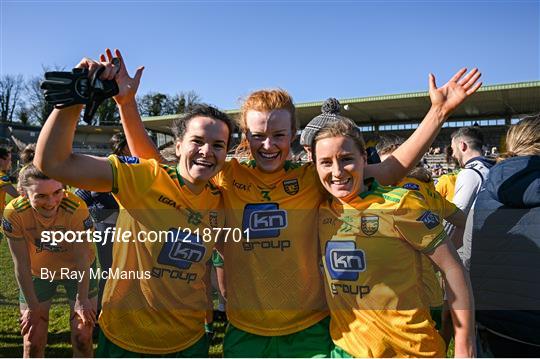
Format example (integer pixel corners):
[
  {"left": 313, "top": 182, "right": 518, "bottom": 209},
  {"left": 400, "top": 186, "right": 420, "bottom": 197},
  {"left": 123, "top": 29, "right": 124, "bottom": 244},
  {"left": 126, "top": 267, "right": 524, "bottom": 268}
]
[
  {"left": 331, "top": 178, "right": 350, "bottom": 185},
  {"left": 193, "top": 159, "right": 213, "bottom": 168},
  {"left": 259, "top": 152, "right": 279, "bottom": 159}
]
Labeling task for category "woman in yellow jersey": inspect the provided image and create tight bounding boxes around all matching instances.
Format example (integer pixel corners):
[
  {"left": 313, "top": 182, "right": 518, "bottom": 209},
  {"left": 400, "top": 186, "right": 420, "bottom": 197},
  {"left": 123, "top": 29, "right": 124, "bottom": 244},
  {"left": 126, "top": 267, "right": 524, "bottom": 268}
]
[
  {"left": 122, "top": 65, "right": 481, "bottom": 357},
  {"left": 3, "top": 147, "right": 96, "bottom": 357},
  {"left": 34, "top": 52, "right": 235, "bottom": 357},
  {"left": 0, "top": 147, "right": 19, "bottom": 240},
  {"left": 312, "top": 120, "right": 475, "bottom": 358}
]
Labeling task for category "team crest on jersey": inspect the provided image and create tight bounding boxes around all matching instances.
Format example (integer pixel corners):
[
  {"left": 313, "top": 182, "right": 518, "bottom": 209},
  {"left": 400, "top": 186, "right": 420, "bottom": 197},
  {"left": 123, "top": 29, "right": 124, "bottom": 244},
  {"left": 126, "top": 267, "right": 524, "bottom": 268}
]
[
  {"left": 2, "top": 218, "right": 12, "bottom": 233},
  {"left": 118, "top": 156, "right": 140, "bottom": 164},
  {"left": 283, "top": 179, "right": 299, "bottom": 195},
  {"left": 417, "top": 211, "right": 440, "bottom": 230},
  {"left": 361, "top": 215, "right": 379, "bottom": 236},
  {"left": 209, "top": 211, "right": 219, "bottom": 228},
  {"left": 402, "top": 182, "right": 420, "bottom": 191}
]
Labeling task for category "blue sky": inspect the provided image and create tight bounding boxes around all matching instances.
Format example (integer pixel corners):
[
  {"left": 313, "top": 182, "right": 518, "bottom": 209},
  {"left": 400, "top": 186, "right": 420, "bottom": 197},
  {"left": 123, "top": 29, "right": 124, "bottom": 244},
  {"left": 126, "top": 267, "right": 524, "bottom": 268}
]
[{"left": 1, "top": 1, "right": 539, "bottom": 110}]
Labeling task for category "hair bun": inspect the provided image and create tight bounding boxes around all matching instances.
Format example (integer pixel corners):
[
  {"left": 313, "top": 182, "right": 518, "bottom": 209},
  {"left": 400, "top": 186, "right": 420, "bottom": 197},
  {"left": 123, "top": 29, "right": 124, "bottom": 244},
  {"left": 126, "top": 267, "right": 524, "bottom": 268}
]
[
  {"left": 20, "top": 144, "right": 36, "bottom": 166},
  {"left": 321, "top": 98, "right": 341, "bottom": 115}
]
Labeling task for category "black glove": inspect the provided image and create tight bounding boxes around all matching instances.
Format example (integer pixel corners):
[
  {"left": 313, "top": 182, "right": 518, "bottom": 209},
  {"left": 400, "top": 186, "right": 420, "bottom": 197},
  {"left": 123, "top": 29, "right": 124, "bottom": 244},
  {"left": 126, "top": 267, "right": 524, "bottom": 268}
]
[{"left": 40, "top": 58, "right": 120, "bottom": 124}]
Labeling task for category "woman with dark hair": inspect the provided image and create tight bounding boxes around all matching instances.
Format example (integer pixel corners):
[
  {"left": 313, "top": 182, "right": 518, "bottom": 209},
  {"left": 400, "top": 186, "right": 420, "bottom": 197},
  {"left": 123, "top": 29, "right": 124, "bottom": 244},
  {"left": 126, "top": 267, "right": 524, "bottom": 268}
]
[
  {"left": 34, "top": 53, "right": 235, "bottom": 357},
  {"left": 471, "top": 114, "right": 540, "bottom": 357}
]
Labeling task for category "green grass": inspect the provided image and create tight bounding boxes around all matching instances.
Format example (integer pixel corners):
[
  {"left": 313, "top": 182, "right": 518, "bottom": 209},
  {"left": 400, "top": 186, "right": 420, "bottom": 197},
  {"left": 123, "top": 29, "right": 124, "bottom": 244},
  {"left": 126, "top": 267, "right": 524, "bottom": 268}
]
[{"left": 0, "top": 240, "right": 225, "bottom": 357}]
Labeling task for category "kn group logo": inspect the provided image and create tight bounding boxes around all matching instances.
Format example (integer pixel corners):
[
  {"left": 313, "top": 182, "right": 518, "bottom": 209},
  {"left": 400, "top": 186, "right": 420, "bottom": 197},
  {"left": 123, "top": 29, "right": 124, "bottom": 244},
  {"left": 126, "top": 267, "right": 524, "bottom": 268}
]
[
  {"left": 325, "top": 241, "right": 366, "bottom": 281},
  {"left": 157, "top": 229, "right": 206, "bottom": 269},
  {"left": 242, "top": 203, "right": 288, "bottom": 239}
]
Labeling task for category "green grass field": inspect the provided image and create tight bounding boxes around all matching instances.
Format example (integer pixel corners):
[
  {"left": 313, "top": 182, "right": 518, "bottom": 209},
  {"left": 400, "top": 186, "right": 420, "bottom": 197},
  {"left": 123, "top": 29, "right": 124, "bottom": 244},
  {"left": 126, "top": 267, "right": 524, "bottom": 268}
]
[{"left": 0, "top": 240, "right": 226, "bottom": 357}]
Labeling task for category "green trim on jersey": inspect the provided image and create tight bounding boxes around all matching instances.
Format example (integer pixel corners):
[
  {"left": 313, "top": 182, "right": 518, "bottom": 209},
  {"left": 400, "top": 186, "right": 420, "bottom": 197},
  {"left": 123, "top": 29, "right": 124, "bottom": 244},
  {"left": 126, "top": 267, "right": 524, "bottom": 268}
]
[{"left": 421, "top": 230, "right": 447, "bottom": 254}]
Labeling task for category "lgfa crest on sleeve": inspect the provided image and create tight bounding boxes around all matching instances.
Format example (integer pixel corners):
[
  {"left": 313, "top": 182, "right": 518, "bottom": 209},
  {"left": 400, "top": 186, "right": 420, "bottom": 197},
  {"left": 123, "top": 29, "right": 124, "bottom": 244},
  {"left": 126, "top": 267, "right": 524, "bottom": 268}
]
[
  {"left": 283, "top": 179, "right": 299, "bottom": 195},
  {"left": 417, "top": 211, "right": 440, "bottom": 230},
  {"left": 361, "top": 215, "right": 379, "bottom": 236}
]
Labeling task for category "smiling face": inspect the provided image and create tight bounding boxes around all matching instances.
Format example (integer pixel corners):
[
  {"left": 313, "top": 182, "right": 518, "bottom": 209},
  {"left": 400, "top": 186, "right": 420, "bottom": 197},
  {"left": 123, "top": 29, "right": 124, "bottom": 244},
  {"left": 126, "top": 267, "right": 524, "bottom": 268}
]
[
  {"left": 245, "top": 109, "right": 294, "bottom": 173},
  {"left": 23, "top": 179, "right": 65, "bottom": 218},
  {"left": 176, "top": 116, "right": 229, "bottom": 193},
  {"left": 315, "top": 136, "right": 366, "bottom": 201}
]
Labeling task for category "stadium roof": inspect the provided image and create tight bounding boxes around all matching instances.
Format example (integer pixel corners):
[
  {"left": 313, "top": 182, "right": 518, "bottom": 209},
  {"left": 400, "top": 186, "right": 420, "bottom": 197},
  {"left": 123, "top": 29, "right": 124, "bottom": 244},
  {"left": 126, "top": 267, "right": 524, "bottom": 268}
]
[{"left": 142, "top": 81, "right": 540, "bottom": 134}]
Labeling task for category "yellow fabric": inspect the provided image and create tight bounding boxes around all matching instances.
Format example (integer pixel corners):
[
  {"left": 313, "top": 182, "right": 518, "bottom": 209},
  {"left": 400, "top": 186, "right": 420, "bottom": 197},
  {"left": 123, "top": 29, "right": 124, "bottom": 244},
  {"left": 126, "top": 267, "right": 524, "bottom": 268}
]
[
  {"left": 212, "top": 159, "right": 328, "bottom": 336},
  {"left": 319, "top": 180, "right": 446, "bottom": 358},
  {"left": 3, "top": 192, "right": 95, "bottom": 277},
  {"left": 99, "top": 155, "right": 224, "bottom": 354},
  {"left": 397, "top": 177, "right": 459, "bottom": 308},
  {"left": 435, "top": 172, "right": 458, "bottom": 202}
]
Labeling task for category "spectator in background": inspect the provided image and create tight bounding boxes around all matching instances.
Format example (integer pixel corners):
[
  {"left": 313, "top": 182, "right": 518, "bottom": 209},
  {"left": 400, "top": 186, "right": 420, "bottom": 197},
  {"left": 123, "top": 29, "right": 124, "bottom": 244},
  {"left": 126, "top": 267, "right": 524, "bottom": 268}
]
[
  {"left": 0, "top": 147, "right": 19, "bottom": 240},
  {"left": 450, "top": 127, "right": 495, "bottom": 269},
  {"left": 435, "top": 145, "right": 461, "bottom": 201},
  {"left": 471, "top": 114, "right": 540, "bottom": 357},
  {"left": 74, "top": 132, "right": 130, "bottom": 314}
]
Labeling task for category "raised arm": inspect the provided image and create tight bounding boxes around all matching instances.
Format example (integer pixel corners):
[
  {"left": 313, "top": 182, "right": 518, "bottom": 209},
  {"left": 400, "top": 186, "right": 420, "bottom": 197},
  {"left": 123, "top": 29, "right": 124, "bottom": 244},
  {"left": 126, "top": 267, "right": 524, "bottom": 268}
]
[
  {"left": 103, "top": 48, "right": 162, "bottom": 161},
  {"left": 365, "top": 68, "right": 482, "bottom": 185},
  {"left": 34, "top": 59, "right": 116, "bottom": 192}
]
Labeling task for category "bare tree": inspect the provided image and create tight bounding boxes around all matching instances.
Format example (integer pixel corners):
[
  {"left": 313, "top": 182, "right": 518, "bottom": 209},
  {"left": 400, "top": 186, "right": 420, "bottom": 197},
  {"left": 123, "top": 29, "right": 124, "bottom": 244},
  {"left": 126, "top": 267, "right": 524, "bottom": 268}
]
[
  {"left": 26, "top": 76, "right": 55, "bottom": 125},
  {"left": 0, "top": 74, "right": 25, "bottom": 122}
]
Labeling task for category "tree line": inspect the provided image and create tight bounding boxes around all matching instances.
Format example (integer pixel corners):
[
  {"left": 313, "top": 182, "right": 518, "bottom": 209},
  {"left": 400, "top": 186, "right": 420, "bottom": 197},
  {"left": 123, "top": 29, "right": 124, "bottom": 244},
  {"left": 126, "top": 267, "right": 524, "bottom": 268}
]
[{"left": 0, "top": 69, "right": 201, "bottom": 126}]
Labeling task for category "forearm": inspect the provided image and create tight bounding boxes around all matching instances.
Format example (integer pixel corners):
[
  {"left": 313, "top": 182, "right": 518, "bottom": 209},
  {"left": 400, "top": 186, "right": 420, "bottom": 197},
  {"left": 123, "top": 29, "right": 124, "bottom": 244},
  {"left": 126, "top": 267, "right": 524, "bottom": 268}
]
[
  {"left": 13, "top": 262, "right": 39, "bottom": 308},
  {"left": 118, "top": 99, "right": 161, "bottom": 161},
  {"left": 365, "top": 105, "right": 446, "bottom": 184},
  {"left": 444, "top": 265, "right": 476, "bottom": 357}
]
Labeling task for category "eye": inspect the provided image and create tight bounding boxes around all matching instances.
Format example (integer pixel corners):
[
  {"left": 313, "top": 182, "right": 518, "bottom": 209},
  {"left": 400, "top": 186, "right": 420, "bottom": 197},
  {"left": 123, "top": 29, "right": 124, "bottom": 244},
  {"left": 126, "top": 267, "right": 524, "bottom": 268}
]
[
  {"left": 192, "top": 139, "right": 204, "bottom": 145},
  {"left": 252, "top": 134, "right": 265, "bottom": 140},
  {"left": 213, "top": 143, "right": 225, "bottom": 150},
  {"left": 318, "top": 159, "right": 332, "bottom": 167}
]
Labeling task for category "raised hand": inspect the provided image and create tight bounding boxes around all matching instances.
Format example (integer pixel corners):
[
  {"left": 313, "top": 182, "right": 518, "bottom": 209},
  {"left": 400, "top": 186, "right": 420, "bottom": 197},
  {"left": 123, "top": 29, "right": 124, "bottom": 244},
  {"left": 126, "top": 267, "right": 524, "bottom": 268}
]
[
  {"left": 101, "top": 48, "right": 144, "bottom": 106},
  {"left": 429, "top": 68, "right": 482, "bottom": 117}
]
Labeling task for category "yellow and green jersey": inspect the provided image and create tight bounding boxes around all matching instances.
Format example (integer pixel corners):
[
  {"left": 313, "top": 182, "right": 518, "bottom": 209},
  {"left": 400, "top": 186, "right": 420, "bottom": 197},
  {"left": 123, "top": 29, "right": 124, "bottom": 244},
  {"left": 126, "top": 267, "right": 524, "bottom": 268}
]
[
  {"left": 100, "top": 155, "right": 224, "bottom": 354},
  {"left": 434, "top": 171, "right": 459, "bottom": 202},
  {"left": 212, "top": 159, "right": 328, "bottom": 336},
  {"left": 2, "top": 192, "right": 95, "bottom": 277},
  {"left": 0, "top": 170, "right": 13, "bottom": 216},
  {"left": 319, "top": 179, "right": 446, "bottom": 358},
  {"left": 397, "top": 176, "right": 459, "bottom": 308}
]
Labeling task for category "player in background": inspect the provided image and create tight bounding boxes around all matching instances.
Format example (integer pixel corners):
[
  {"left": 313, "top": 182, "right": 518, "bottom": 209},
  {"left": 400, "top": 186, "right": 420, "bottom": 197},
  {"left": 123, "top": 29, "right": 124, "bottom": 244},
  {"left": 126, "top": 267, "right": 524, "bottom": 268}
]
[
  {"left": 312, "top": 120, "right": 475, "bottom": 357},
  {"left": 34, "top": 52, "right": 235, "bottom": 357},
  {"left": 3, "top": 146, "right": 96, "bottom": 357},
  {"left": 0, "top": 147, "right": 19, "bottom": 240},
  {"left": 119, "top": 59, "right": 481, "bottom": 356},
  {"left": 74, "top": 132, "right": 130, "bottom": 315}
]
